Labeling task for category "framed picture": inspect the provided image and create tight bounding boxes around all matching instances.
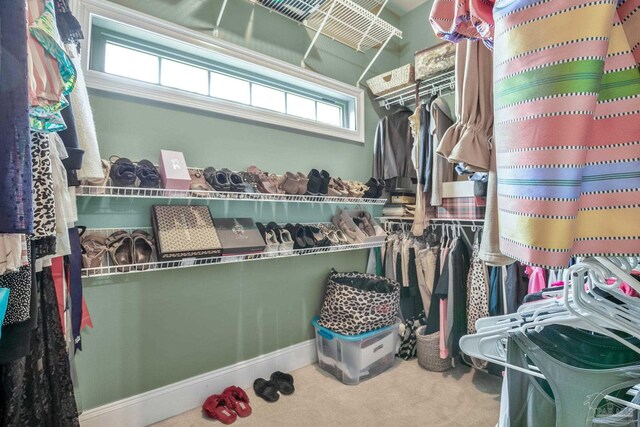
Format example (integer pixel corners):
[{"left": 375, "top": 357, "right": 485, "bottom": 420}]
[{"left": 414, "top": 42, "right": 456, "bottom": 81}]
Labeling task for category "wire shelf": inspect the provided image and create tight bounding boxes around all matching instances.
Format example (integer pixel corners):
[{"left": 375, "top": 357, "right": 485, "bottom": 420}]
[
  {"left": 375, "top": 69, "right": 456, "bottom": 108},
  {"left": 76, "top": 185, "right": 387, "bottom": 205},
  {"left": 250, "top": 0, "right": 401, "bottom": 51},
  {"left": 82, "top": 227, "right": 384, "bottom": 278}
]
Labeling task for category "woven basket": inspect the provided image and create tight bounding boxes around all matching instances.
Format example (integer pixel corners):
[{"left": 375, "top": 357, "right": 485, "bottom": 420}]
[
  {"left": 416, "top": 326, "right": 453, "bottom": 372},
  {"left": 367, "top": 64, "right": 415, "bottom": 96}
]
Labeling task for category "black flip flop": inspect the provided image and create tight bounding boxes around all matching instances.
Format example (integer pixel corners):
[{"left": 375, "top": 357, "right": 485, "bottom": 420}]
[
  {"left": 270, "top": 371, "right": 294, "bottom": 395},
  {"left": 253, "top": 378, "right": 279, "bottom": 402}
]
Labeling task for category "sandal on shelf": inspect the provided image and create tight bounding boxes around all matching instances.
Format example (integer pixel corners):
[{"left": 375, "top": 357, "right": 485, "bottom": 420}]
[
  {"left": 270, "top": 371, "right": 295, "bottom": 395},
  {"left": 131, "top": 230, "right": 154, "bottom": 270},
  {"left": 79, "top": 227, "right": 107, "bottom": 269},
  {"left": 136, "top": 159, "right": 161, "bottom": 188},
  {"left": 308, "top": 225, "right": 330, "bottom": 247},
  {"left": 328, "top": 178, "right": 349, "bottom": 197},
  {"left": 189, "top": 169, "right": 213, "bottom": 196},
  {"left": 318, "top": 223, "right": 340, "bottom": 246},
  {"left": 204, "top": 167, "right": 231, "bottom": 192},
  {"left": 202, "top": 394, "right": 237, "bottom": 424},
  {"left": 106, "top": 230, "right": 134, "bottom": 272},
  {"left": 109, "top": 156, "right": 136, "bottom": 188},
  {"left": 222, "top": 386, "right": 252, "bottom": 418},
  {"left": 253, "top": 378, "right": 279, "bottom": 403}
]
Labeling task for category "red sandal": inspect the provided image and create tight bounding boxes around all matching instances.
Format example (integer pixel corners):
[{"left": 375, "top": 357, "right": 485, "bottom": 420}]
[
  {"left": 202, "top": 394, "right": 237, "bottom": 424},
  {"left": 223, "top": 386, "right": 252, "bottom": 418}
]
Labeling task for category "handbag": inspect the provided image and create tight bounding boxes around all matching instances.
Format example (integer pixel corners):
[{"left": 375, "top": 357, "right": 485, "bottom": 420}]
[
  {"left": 151, "top": 205, "right": 222, "bottom": 260},
  {"left": 318, "top": 269, "right": 400, "bottom": 335},
  {"left": 0, "top": 288, "right": 9, "bottom": 340}
]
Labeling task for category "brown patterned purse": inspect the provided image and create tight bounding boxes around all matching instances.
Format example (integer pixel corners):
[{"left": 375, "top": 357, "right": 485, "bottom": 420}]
[{"left": 151, "top": 205, "right": 222, "bottom": 260}]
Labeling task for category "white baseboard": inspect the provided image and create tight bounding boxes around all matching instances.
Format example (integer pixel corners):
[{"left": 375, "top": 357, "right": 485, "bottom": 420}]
[{"left": 79, "top": 339, "right": 317, "bottom": 427}]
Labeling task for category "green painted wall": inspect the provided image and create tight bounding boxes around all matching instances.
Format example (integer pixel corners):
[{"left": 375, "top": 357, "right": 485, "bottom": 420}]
[
  {"left": 398, "top": 1, "right": 441, "bottom": 65},
  {"left": 75, "top": 0, "right": 399, "bottom": 410}
]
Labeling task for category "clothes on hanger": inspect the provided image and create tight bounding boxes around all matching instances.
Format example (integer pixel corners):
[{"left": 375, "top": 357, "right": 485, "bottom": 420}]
[
  {"left": 492, "top": 0, "right": 640, "bottom": 268},
  {"left": 436, "top": 40, "right": 493, "bottom": 174},
  {"left": 373, "top": 107, "right": 416, "bottom": 188}
]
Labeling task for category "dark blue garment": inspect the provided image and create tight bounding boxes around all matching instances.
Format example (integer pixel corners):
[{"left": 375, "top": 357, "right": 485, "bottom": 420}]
[
  {"left": 0, "top": 0, "right": 33, "bottom": 233},
  {"left": 488, "top": 267, "right": 500, "bottom": 316},
  {"left": 65, "top": 228, "right": 83, "bottom": 352}
]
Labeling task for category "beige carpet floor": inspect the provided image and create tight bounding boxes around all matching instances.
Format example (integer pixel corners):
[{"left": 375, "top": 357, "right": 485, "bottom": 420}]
[{"left": 152, "top": 359, "right": 502, "bottom": 427}]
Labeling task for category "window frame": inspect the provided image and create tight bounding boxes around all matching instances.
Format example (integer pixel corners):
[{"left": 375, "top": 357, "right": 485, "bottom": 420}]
[{"left": 71, "top": 0, "right": 365, "bottom": 143}]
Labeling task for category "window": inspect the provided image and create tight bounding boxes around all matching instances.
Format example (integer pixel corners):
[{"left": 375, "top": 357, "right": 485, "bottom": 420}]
[{"left": 81, "top": 2, "right": 364, "bottom": 142}]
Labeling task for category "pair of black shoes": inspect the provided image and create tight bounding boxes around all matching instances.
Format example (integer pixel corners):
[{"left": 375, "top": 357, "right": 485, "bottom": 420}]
[
  {"left": 203, "top": 167, "right": 245, "bottom": 192},
  {"left": 110, "top": 157, "right": 161, "bottom": 188},
  {"left": 363, "top": 178, "right": 386, "bottom": 199},
  {"left": 253, "top": 371, "right": 294, "bottom": 403},
  {"left": 284, "top": 223, "right": 330, "bottom": 249},
  {"left": 306, "top": 169, "right": 331, "bottom": 195}
]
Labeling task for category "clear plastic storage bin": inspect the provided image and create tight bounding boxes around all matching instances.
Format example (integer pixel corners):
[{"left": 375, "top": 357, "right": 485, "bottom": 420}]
[{"left": 312, "top": 317, "right": 400, "bottom": 385}]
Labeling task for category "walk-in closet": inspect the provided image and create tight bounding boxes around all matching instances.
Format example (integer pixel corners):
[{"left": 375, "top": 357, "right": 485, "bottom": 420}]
[{"left": 1, "top": 0, "right": 639, "bottom": 425}]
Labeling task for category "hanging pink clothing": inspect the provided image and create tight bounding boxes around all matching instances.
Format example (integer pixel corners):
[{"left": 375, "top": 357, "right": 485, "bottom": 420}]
[{"left": 525, "top": 266, "right": 547, "bottom": 295}]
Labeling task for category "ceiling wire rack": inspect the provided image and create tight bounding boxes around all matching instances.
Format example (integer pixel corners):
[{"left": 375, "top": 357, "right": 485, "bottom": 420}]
[
  {"left": 375, "top": 69, "right": 456, "bottom": 109},
  {"left": 76, "top": 185, "right": 387, "bottom": 205},
  {"left": 216, "top": 0, "right": 402, "bottom": 85},
  {"left": 81, "top": 226, "right": 384, "bottom": 278}
]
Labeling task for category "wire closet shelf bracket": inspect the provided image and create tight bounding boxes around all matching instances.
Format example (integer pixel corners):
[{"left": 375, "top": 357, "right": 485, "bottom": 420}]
[
  {"left": 375, "top": 69, "right": 456, "bottom": 109},
  {"left": 216, "top": 0, "right": 402, "bottom": 85}
]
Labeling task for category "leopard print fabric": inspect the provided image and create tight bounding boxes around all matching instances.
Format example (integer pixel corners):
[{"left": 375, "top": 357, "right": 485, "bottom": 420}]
[
  {"left": 466, "top": 240, "right": 490, "bottom": 334},
  {"left": 318, "top": 271, "right": 400, "bottom": 335},
  {"left": 30, "top": 132, "right": 56, "bottom": 238}
]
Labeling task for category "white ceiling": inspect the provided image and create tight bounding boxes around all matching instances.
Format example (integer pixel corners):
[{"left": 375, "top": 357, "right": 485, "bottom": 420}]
[{"left": 387, "top": 0, "right": 430, "bottom": 15}]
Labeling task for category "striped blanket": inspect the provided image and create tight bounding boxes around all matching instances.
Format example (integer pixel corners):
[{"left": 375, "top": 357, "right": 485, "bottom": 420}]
[{"left": 493, "top": 0, "right": 640, "bottom": 267}]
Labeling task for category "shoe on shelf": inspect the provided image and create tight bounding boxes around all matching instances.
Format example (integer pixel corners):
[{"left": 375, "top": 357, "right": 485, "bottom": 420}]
[
  {"left": 136, "top": 159, "right": 161, "bottom": 188},
  {"left": 318, "top": 223, "right": 340, "bottom": 245},
  {"left": 221, "top": 168, "right": 245, "bottom": 193},
  {"left": 318, "top": 170, "right": 331, "bottom": 195},
  {"left": 105, "top": 230, "right": 134, "bottom": 272},
  {"left": 307, "top": 225, "right": 330, "bottom": 247},
  {"left": 363, "top": 178, "right": 380, "bottom": 199},
  {"left": 202, "top": 394, "right": 237, "bottom": 424},
  {"left": 284, "top": 223, "right": 307, "bottom": 250},
  {"left": 189, "top": 169, "right": 213, "bottom": 196},
  {"left": 131, "top": 230, "right": 155, "bottom": 270},
  {"left": 79, "top": 228, "right": 107, "bottom": 269},
  {"left": 278, "top": 228, "right": 295, "bottom": 254},
  {"left": 109, "top": 156, "right": 136, "bottom": 188},
  {"left": 222, "top": 386, "right": 252, "bottom": 418},
  {"left": 328, "top": 178, "right": 349, "bottom": 197},
  {"left": 296, "top": 172, "right": 309, "bottom": 195},
  {"left": 204, "top": 167, "right": 231, "bottom": 192},
  {"left": 278, "top": 172, "right": 301, "bottom": 195},
  {"left": 237, "top": 171, "right": 258, "bottom": 193},
  {"left": 305, "top": 169, "right": 323, "bottom": 195}
]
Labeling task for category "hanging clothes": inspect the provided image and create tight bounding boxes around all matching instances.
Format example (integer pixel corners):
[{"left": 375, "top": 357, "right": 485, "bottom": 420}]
[
  {"left": 493, "top": 0, "right": 640, "bottom": 268},
  {"left": 0, "top": 0, "right": 34, "bottom": 235},
  {"left": 373, "top": 107, "right": 416, "bottom": 187},
  {"left": 466, "top": 235, "right": 489, "bottom": 334},
  {"left": 479, "top": 143, "right": 514, "bottom": 266},
  {"left": 429, "top": 98, "right": 455, "bottom": 207},
  {"left": 436, "top": 40, "right": 493, "bottom": 174},
  {"left": 0, "top": 266, "right": 80, "bottom": 426}
]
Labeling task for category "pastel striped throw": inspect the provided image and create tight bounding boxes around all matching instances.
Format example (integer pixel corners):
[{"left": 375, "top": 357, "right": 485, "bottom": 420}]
[{"left": 493, "top": 0, "right": 640, "bottom": 267}]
